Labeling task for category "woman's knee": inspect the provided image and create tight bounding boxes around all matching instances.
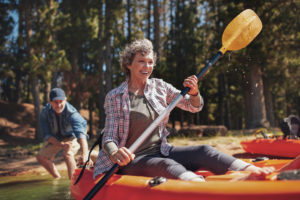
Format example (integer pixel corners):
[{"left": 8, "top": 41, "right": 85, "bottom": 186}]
[{"left": 199, "top": 145, "right": 218, "bottom": 154}]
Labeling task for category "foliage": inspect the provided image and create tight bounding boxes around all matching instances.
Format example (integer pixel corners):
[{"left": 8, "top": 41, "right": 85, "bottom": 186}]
[{"left": 0, "top": 0, "right": 299, "bottom": 137}]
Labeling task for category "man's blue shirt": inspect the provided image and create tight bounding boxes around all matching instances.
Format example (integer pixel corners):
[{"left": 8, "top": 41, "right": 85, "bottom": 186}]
[{"left": 40, "top": 101, "right": 88, "bottom": 141}]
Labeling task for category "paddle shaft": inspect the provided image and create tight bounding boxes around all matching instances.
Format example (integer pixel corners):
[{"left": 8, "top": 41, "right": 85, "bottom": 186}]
[
  {"left": 83, "top": 164, "right": 118, "bottom": 200},
  {"left": 83, "top": 51, "right": 223, "bottom": 200}
]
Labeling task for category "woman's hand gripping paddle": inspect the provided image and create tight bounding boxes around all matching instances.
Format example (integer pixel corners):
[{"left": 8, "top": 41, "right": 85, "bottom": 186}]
[{"left": 83, "top": 9, "right": 262, "bottom": 200}]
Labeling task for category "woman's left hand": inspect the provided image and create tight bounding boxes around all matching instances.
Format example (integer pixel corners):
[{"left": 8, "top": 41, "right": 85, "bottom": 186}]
[
  {"left": 183, "top": 75, "right": 199, "bottom": 96},
  {"left": 231, "top": 166, "right": 275, "bottom": 181},
  {"left": 243, "top": 166, "right": 275, "bottom": 180}
]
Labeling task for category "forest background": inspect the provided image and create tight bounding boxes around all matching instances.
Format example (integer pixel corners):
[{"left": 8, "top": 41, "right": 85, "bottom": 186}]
[{"left": 0, "top": 0, "right": 299, "bottom": 142}]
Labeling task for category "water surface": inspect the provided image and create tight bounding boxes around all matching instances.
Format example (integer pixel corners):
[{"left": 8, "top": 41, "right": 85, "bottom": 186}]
[{"left": 0, "top": 171, "right": 74, "bottom": 200}]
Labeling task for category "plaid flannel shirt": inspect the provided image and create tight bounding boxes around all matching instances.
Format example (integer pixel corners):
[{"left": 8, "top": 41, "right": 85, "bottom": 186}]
[{"left": 93, "top": 78, "right": 203, "bottom": 178}]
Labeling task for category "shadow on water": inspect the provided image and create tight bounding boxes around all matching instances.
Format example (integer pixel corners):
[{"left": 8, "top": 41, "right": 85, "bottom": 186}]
[{"left": 0, "top": 171, "right": 75, "bottom": 200}]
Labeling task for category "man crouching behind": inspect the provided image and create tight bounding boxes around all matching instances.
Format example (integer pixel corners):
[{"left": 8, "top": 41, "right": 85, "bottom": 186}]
[{"left": 37, "top": 88, "right": 92, "bottom": 179}]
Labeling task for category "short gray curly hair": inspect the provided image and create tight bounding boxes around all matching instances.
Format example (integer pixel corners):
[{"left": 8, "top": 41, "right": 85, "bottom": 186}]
[{"left": 120, "top": 38, "right": 157, "bottom": 77}]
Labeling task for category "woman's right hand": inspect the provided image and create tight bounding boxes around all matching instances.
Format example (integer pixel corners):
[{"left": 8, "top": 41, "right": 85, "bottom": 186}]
[{"left": 110, "top": 147, "right": 135, "bottom": 166}]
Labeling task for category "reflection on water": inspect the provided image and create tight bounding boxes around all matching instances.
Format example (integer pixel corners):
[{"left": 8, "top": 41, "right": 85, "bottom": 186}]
[{"left": 0, "top": 171, "right": 74, "bottom": 200}]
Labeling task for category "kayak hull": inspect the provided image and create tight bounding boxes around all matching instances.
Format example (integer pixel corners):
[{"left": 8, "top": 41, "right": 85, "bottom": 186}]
[
  {"left": 241, "top": 139, "right": 300, "bottom": 158},
  {"left": 70, "top": 160, "right": 300, "bottom": 200}
]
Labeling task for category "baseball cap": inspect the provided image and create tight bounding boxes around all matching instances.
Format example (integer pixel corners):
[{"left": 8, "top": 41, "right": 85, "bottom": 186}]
[{"left": 49, "top": 88, "right": 66, "bottom": 101}]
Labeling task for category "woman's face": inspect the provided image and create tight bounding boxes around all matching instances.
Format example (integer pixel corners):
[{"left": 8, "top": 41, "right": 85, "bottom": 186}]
[{"left": 127, "top": 52, "right": 154, "bottom": 83}]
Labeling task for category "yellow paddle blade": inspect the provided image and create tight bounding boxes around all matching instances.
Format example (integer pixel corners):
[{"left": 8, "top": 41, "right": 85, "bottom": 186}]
[{"left": 219, "top": 9, "right": 262, "bottom": 54}]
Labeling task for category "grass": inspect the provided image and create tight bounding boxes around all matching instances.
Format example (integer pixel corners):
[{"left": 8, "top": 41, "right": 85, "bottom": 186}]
[
  {"left": 167, "top": 130, "right": 259, "bottom": 156},
  {"left": 169, "top": 135, "right": 253, "bottom": 147}
]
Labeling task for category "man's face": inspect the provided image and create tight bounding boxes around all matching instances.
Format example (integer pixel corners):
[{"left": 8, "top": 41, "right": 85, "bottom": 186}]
[{"left": 50, "top": 99, "right": 66, "bottom": 114}]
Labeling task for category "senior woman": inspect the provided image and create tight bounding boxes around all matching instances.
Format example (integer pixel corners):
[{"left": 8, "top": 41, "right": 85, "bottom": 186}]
[{"left": 94, "top": 38, "right": 274, "bottom": 181}]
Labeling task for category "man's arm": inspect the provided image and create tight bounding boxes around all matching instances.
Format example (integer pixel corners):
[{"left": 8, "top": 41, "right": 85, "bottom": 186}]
[{"left": 78, "top": 138, "right": 90, "bottom": 164}]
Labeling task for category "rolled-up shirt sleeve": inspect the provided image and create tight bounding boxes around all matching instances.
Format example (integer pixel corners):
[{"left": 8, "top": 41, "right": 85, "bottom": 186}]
[{"left": 69, "top": 112, "right": 88, "bottom": 139}]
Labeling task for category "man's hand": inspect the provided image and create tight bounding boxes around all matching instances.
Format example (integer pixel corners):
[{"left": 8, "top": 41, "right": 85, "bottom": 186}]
[
  {"left": 78, "top": 138, "right": 93, "bottom": 167},
  {"left": 77, "top": 155, "right": 94, "bottom": 167}
]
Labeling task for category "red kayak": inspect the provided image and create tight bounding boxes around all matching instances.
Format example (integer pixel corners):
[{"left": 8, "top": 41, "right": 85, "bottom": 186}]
[
  {"left": 241, "top": 138, "right": 300, "bottom": 158},
  {"left": 70, "top": 159, "right": 300, "bottom": 200}
]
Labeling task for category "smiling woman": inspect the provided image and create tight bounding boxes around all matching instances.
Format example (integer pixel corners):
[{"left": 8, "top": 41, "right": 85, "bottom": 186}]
[
  {"left": 93, "top": 38, "right": 207, "bottom": 181},
  {"left": 92, "top": 37, "right": 274, "bottom": 188}
]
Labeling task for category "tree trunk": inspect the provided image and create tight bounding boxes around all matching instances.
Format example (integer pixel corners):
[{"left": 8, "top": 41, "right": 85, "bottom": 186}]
[
  {"left": 15, "top": 1, "right": 25, "bottom": 104},
  {"left": 43, "top": 80, "right": 51, "bottom": 106},
  {"left": 147, "top": 0, "right": 151, "bottom": 39},
  {"left": 31, "top": 76, "right": 42, "bottom": 142},
  {"left": 15, "top": 71, "right": 23, "bottom": 104},
  {"left": 104, "top": 1, "right": 114, "bottom": 92},
  {"left": 127, "top": 0, "right": 132, "bottom": 41},
  {"left": 216, "top": 73, "right": 225, "bottom": 125},
  {"left": 51, "top": 71, "right": 59, "bottom": 88},
  {"left": 153, "top": 0, "right": 160, "bottom": 59},
  {"left": 97, "top": 1, "right": 106, "bottom": 129},
  {"left": 26, "top": 78, "right": 30, "bottom": 102},
  {"left": 97, "top": 42, "right": 106, "bottom": 129},
  {"left": 244, "top": 64, "right": 270, "bottom": 129},
  {"left": 88, "top": 97, "right": 93, "bottom": 137},
  {"left": 263, "top": 78, "right": 275, "bottom": 127},
  {"left": 180, "top": 110, "right": 184, "bottom": 128},
  {"left": 224, "top": 75, "right": 231, "bottom": 129},
  {"left": 98, "top": 68, "right": 106, "bottom": 129},
  {"left": 104, "top": 38, "right": 113, "bottom": 92},
  {"left": 24, "top": 1, "right": 42, "bottom": 142},
  {"left": 69, "top": 46, "right": 81, "bottom": 109},
  {"left": 3, "top": 77, "right": 13, "bottom": 102}
]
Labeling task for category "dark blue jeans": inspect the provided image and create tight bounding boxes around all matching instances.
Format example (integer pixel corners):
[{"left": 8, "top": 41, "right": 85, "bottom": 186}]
[{"left": 117, "top": 145, "right": 236, "bottom": 179}]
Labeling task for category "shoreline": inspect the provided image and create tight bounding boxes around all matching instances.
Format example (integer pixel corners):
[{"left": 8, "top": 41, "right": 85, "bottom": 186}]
[{"left": 0, "top": 155, "right": 67, "bottom": 177}]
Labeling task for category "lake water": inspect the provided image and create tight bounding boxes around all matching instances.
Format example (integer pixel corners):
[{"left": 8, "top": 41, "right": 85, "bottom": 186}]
[{"left": 0, "top": 171, "right": 74, "bottom": 200}]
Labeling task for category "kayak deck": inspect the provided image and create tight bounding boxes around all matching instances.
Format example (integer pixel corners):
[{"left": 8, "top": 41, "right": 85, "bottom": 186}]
[{"left": 71, "top": 159, "right": 300, "bottom": 200}]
